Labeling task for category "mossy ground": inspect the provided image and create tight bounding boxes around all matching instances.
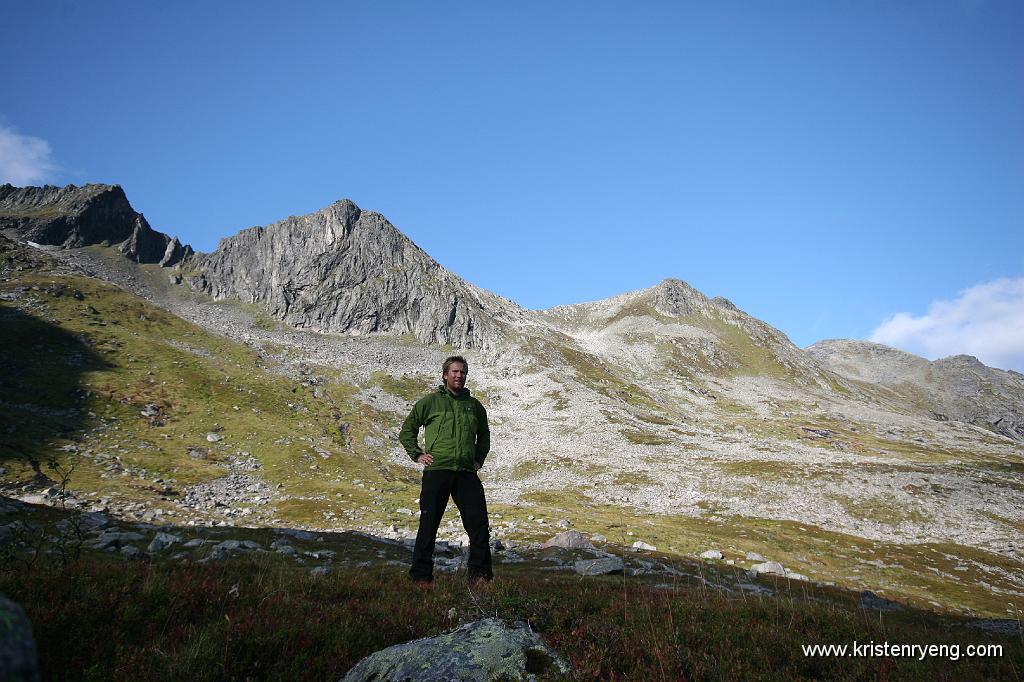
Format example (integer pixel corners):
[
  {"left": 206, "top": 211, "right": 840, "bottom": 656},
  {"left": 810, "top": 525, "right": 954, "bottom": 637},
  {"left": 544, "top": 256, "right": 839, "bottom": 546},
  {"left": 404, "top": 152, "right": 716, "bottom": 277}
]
[{"left": 368, "top": 369, "right": 434, "bottom": 402}]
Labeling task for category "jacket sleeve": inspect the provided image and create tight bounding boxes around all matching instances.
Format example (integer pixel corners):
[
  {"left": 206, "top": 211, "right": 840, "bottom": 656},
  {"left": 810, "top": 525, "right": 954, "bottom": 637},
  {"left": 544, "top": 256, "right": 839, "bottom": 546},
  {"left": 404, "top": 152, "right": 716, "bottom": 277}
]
[
  {"left": 399, "top": 398, "right": 426, "bottom": 462},
  {"left": 474, "top": 401, "right": 490, "bottom": 466}
]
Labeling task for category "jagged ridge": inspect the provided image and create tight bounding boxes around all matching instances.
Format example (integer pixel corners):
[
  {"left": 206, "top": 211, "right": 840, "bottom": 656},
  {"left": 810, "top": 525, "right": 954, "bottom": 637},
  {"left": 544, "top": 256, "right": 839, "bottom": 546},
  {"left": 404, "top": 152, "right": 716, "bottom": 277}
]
[
  {"left": 0, "top": 183, "right": 193, "bottom": 267},
  {"left": 190, "top": 199, "right": 530, "bottom": 350}
]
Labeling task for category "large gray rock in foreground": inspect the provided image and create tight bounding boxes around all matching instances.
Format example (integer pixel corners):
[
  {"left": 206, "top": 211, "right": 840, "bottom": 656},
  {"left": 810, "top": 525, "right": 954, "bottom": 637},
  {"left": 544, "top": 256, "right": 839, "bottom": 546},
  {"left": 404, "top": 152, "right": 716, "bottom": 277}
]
[
  {"left": 0, "top": 595, "right": 40, "bottom": 682},
  {"left": 341, "top": 617, "right": 570, "bottom": 681}
]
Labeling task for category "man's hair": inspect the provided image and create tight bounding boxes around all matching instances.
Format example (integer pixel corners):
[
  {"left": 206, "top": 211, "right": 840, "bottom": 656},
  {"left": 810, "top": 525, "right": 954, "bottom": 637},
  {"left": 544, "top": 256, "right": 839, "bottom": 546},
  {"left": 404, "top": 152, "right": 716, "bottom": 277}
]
[{"left": 442, "top": 355, "right": 469, "bottom": 377}]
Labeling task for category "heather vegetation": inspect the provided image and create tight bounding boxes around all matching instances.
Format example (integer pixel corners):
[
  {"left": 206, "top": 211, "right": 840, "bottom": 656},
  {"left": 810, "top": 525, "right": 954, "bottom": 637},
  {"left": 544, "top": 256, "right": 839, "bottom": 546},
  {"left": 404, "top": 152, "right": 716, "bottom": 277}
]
[{"left": 3, "top": 544, "right": 1020, "bottom": 680}]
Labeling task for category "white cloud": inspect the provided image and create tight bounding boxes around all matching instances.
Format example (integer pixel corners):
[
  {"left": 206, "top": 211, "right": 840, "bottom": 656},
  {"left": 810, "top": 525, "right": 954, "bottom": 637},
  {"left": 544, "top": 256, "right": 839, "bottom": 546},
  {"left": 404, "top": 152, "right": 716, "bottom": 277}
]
[
  {"left": 0, "top": 125, "right": 56, "bottom": 185},
  {"left": 870, "top": 277, "right": 1024, "bottom": 372}
]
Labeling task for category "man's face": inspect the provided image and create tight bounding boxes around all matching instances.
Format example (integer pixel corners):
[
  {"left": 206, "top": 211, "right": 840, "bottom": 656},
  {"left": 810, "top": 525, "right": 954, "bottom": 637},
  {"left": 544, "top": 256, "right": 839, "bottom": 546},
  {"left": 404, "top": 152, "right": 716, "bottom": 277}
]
[{"left": 444, "top": 362, "right": 467, "bottom": 392}]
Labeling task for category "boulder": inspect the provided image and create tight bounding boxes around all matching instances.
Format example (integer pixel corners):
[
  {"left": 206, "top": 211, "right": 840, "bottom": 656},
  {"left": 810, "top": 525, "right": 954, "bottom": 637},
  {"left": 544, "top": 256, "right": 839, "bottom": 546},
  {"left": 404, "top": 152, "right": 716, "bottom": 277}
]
[
  {"left": 748, "top": 561, "right": 786, "bottom": 577},
  {"left": 699, "top": 550, "right": 723, "bottom": 560},
  {"left": 540, "top": 530, "right": 593, "bottom": 550},
  {"left": 574, "top": 556, "right": 625, "bottom": 576},
  {"left": 90, "top": 530, "right": 145, "bottom": 550},
  {"left": 341, "top": 617, "right": 570, "bottom": 681},
  {"left": 286, "top": 529, "right": 321, "bottom": 542},
  {"left": 147, "top": 532, "right": 182, "bottom": 553},
  {"left": 120, "top": 545, "right": 143, "bottom": 560},
  {"left": 0, "top": 595, "right": 39, "bottom": 682}
]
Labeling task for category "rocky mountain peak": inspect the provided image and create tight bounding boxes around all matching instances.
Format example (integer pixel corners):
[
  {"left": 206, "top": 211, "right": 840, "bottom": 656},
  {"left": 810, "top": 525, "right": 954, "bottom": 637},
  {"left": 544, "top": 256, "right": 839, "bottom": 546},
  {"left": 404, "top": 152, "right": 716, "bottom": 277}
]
[
  {"left": 0, "top": 183, "right": 193, "bottom": 267},
  {"left": 935, "top": 354, "right": 986, "bottom": 369},
  {"left": 192, "top": 198, "right": 528, "bottom": 350},
  {"left": 647, "top": 278, "right": 716, "bottom": 318}
]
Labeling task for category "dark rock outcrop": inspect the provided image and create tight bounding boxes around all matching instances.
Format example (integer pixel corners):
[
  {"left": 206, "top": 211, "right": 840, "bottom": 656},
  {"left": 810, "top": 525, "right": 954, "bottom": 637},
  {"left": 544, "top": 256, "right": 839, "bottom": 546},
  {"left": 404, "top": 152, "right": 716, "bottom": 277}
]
[
  {"left": 0, "top": 594, "right": 40, "bottom": 682},
  {"left": 0, "top": 183, "right": 192, "bottom": 267}
]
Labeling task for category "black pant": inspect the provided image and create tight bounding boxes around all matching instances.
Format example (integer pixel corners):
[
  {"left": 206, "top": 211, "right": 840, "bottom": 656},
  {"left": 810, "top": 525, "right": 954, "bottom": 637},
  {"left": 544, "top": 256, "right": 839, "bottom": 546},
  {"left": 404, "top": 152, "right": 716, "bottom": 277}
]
[{"left": 410, "top": 469, "right": 492, "bottom": 581}]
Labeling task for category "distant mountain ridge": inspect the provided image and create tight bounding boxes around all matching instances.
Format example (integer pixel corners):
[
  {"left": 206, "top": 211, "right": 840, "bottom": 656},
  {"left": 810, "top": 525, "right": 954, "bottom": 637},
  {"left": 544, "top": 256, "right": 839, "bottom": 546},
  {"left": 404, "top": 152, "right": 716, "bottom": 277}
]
[
  {"left": 807, "top": 339, "right": 1024, "bottom": 441},
  {"left": 0, "top": 183, "right": 193, "bottom": 267},
  {"left": 540, "top": 277, "right": 833, "bottom": 387}
]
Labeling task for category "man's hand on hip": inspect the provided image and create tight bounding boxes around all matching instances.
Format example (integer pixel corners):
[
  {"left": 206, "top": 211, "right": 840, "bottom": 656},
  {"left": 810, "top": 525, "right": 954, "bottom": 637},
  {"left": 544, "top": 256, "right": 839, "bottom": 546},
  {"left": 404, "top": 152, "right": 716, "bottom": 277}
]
[{"left": 417, "top": 453, "right": 433, "bottom": 465}]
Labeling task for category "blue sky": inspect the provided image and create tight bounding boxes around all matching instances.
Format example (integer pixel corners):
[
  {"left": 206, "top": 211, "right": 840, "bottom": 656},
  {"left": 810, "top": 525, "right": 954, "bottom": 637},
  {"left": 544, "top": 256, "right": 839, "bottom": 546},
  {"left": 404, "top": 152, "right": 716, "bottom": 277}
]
[{"left": 2, "top": 2, "right": 1022, "bottom": 369}]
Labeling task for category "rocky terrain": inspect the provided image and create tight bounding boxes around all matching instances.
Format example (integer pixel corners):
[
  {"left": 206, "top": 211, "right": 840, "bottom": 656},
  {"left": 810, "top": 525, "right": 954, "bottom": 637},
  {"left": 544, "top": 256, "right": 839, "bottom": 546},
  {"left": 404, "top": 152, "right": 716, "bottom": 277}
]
[
  {"left": 1, "top": 183, "right": 1023, "bottom": 619},
  {"left": 808, "top": 339, "right": 1024, "bottom": 441},
  {"left": 0, "top": 183, "right": 193, "bottom": 266},
  {"left": 192, "top": 198, "right": 533, "bottom": 350}
]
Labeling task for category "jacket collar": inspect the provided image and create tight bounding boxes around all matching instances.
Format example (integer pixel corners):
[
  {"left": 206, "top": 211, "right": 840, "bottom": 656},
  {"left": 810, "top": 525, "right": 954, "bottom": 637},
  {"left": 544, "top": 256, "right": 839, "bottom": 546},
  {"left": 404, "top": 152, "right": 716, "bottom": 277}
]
[{"left": 438, "top": 384, "right": 470, "bottom": 399}]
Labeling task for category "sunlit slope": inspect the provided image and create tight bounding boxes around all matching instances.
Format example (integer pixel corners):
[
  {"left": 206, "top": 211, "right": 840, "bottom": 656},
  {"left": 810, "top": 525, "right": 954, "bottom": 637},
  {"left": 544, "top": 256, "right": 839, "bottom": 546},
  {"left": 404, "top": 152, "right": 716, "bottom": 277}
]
[
  {"left": 808, "top": 339, "right": 1024, "bottom": 442},
  {"left": 525, "top": 278, "right": 866, "bottom": 442}
]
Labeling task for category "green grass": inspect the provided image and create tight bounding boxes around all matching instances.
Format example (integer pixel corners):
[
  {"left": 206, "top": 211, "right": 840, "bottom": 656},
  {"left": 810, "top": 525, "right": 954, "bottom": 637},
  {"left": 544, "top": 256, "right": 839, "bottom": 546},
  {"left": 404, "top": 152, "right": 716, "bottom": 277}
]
[
  {"left": 368, "top": 370, "right": 434, "bottom": 402},
  {"left": 605, "top": 299, "right": 675, "bottom": 326},
  {"left": 712, "top": 459, "right": 816, "bottom": 480},
  {"left": 694, "top": 317, "right": 795, "bottom": 380},
  {"left": 612, "top": 471, "right": 659, "bottom": 486},
  {"left": 621, "top": 428, "right": 672, "bottom": 446},
  {"left": 543, "top": 389, "right": 569, "bottom": 411},
  {"left": 549, "top": 342, "right": 661, "bottom": 411},
  {"left": 0, "top": 205, "right": 68, "bottom": 220},
  {"left": 828, "top": 492, "right": 934, "bottom": 526},
  {"left": 636, "top": 413, "right": 673, "bottom": 426}
]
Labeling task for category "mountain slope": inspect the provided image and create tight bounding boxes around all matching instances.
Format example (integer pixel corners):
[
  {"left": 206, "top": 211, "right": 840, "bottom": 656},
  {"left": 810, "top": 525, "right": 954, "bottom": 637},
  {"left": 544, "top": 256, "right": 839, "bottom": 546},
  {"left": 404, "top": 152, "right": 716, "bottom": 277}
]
[
  {"left": 807, "top": 339, "right": 1024, "bottom": 441},
  {"left": 540, "top": 278, "right": 837, "bottom": 386}
]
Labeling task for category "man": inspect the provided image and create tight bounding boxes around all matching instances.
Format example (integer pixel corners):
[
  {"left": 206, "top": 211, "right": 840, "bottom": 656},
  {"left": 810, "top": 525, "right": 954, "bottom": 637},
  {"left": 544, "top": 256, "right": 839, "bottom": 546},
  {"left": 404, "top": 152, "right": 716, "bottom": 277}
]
[{"left": 399, "top": 355, "right": 493, "bottom": 584}]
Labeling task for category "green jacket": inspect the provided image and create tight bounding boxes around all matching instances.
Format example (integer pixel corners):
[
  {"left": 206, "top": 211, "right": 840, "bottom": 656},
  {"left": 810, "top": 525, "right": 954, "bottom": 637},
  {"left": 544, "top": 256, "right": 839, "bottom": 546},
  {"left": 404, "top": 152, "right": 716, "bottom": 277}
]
[{"left": 399, "top": 384, "right": 490, "bottom": 472}]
